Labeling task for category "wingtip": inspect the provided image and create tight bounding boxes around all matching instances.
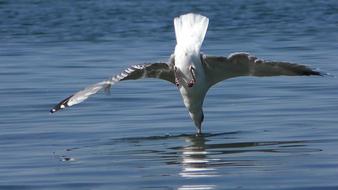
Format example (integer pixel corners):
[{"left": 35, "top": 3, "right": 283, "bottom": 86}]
[
  {"left": 317, "top": 71, "right": 334, "bottom": 77},
  {"left": 50, "top": 95, "right": 73, "bottom": 114},
  {"left": 50, "top": 103, "right": 67, "bottom": 113},
  {"left": 312, "top": 69, "right": 329, "bottom": 77},
  {"left": 303, "top": 67, "right": 325, "bottom": 77},
  {"left": 310, "top": 70, "right": 323, "bottom": 76}
]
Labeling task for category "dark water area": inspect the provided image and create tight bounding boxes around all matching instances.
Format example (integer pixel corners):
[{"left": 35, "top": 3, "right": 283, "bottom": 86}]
[{"left": 1, "top": 0, "right": 338, "bottom": 189}]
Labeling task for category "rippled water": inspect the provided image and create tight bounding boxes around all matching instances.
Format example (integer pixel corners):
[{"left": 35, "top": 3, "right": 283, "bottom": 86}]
[{"left": 1, "top": 0, "right": 338, "bottom": 189}]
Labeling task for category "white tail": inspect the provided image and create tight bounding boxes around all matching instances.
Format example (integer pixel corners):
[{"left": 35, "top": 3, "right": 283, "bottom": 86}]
[{"left": 174, "top": 13, "right": 209, "bottom": 53}]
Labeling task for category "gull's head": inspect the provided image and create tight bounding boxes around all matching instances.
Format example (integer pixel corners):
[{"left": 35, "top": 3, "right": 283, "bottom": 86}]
[{"left": 189, "top": 110, "right": 204, "bottom": 134}]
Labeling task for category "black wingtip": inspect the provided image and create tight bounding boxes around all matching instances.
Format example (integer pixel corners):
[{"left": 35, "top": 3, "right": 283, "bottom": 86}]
[
  {"left": 316, "top": 71, "right": 333, "bottom": 77},
  {"left": 307, "top": 70, "right": 322, "bottom": 76},
  {"left": 50, "top": 107, "right": 60, "bottom": 113},
  {"left": 302, "top": 67, "right": 326, "bottom": 76},
  {"left": 50, "top": 95, "right": 73, "bottom": 113},
  {"left": 314, "top": 70, "right": 329, "bottom": 77}
]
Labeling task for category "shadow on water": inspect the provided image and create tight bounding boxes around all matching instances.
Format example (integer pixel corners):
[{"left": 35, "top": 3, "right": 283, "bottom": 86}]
[
  {"left": 62, "top": 130, "right": 324, "bottom": 164},
  {"left": 62, "top": 130, "right": 325, "bottom": 160},
  {"left": 107, "top": 131, "right": 240, "bottom": 143},
  {"left": 57, "top": 131, "right": 330, "bottom": 189},
  {"left": 173, "top": 134, "right": 322, "bottom": 178}
]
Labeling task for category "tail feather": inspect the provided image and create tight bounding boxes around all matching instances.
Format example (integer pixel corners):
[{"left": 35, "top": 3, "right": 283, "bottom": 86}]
[{"left": 174, "top": 13, "right": 209, "bottom": 52}]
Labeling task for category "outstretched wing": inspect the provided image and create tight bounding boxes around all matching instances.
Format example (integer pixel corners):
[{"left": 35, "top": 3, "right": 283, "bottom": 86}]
[
  {"left": 202, "top": 52, "right": 322, "bottom": 87},
  {"left": 50, "top": 62, "right": 175, "bottom": 113}
]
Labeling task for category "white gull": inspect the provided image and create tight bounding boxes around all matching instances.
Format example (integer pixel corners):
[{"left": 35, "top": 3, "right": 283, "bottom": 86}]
[{"left": 50, "top": 13, "right": 321, "bottom": 135}]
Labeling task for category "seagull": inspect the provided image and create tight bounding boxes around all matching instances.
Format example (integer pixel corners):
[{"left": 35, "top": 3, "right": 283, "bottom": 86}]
[{"left": 50, "top": 13, "right": 321, "bottom": 135}]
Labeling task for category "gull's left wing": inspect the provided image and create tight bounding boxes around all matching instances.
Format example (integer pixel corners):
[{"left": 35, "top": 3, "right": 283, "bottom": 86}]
[
  {"left": 202, "top": 52, "right": 322, "bottom": 87},
  {"left": 50, "top": 62, "right": 175, "bottom": 113}
]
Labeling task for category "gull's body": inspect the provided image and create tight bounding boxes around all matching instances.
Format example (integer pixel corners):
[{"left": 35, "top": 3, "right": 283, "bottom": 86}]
[
  {"left": 51, "top": 13, "right": 321, "bottom": 135},
  {"left": 173, "top": 14, "right": 209, "bottom": 133}
]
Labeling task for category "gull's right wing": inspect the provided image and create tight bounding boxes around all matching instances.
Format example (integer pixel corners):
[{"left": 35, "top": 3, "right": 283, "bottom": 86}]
[
  {"left": 202, "top": 52, "right": 322, "bottom": 87},
  {"left": 50, "top": 62, "right": 175, "bottom": 113}
]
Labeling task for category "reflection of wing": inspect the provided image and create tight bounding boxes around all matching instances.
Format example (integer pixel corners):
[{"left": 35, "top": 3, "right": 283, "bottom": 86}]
[
  {"left": 50, "top": 63, "right": 175, "bottom": 113},
  {"left": 202, "top": 52, "right": 322, "bottom": 87}
]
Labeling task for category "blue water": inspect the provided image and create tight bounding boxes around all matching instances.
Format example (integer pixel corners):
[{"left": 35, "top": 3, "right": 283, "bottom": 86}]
[{"left": 1, "top": 0, "right": 338, "bottom": 189}]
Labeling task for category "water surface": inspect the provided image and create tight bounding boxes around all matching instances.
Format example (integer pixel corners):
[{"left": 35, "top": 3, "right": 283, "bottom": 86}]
[{"left": 1, "top": 0, "right": 338, "bottom": 189}]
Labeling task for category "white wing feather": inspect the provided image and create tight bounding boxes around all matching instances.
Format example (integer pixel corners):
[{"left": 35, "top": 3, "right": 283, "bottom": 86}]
[{"left": 51, "top": 63, "right": 174, "bottom": 113}]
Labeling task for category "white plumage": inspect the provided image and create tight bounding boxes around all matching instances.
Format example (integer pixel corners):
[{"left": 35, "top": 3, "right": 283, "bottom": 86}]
[
  {"left": 174, "top": 13, "right": 209, "bottom": 53},
  {"left": 173, "top": 13, "right": 210, "bottom": 134}
]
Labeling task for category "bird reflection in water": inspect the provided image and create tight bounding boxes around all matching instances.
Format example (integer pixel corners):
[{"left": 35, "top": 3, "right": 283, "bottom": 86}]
[
  {"left": 180, "top": 135, "right": 219, "bottom": 178},
  {"left": 178, "top": 135, "right": 218, "bottom": 190}
]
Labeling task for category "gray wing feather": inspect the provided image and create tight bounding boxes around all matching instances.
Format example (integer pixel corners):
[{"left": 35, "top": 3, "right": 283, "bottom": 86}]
[
  {"left": 202, "top": 52, "right": 321, "bottom": 87},
  {"left": 51, "top": 62, "right": 175, "bottom": 113}
]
